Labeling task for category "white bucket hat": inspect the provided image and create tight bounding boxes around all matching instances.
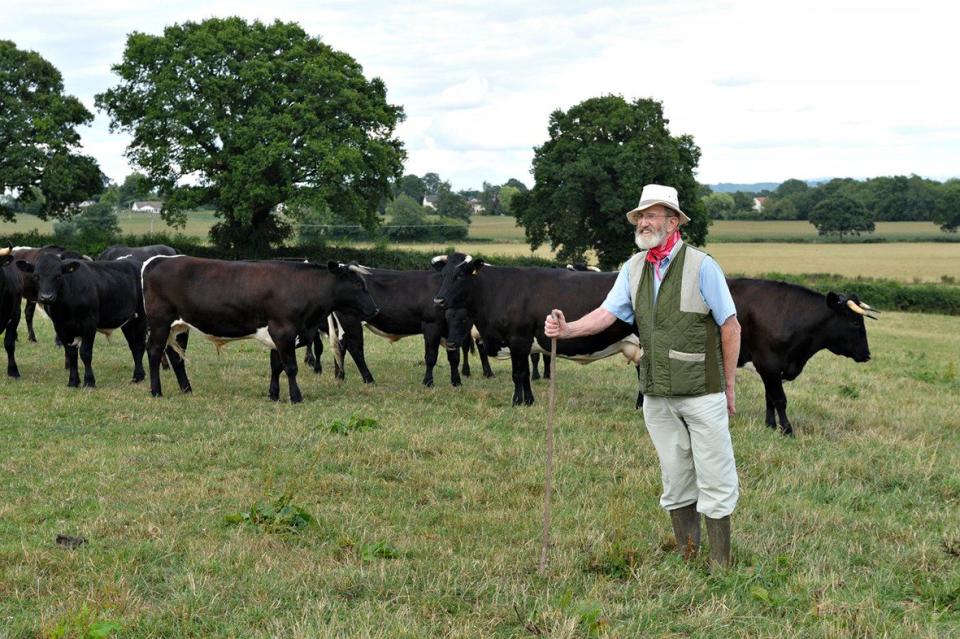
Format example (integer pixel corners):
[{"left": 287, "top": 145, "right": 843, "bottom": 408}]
[{"left": 625, "top": 184, "right": 690, "bottom": 225}]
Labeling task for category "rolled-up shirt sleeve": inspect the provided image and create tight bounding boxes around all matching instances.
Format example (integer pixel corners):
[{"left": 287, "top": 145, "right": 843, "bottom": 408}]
[
  {"left": 699, "top": 256, "right": 737, "bottom": 325},
  {"left": 601, "top": 261, "right": 636, "bottom": 324}
]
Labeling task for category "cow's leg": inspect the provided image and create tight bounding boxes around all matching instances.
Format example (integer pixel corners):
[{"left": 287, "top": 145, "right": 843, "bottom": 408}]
[
  {"left": 476, "top": 340, "right": 494, "bottom": 378},
  {"left": 5, "top": 305, "right": 21, "bottom": 378},
  {"left": 121, "top": 317, "right": 147, "bottom": 383},
  {"left": 759, "top": 370, "right": 792, "bottom": 436},
  {"left": 268, "top": 349, "right": 283, "bottom": 401},
  {"left": 279, "top": 342, "right": 302, "bottom": 404},
  {"left": 64, "top": 342, "right": 80, "bottom": 387},
  {"left": 267, "top": 324, "right": 302, "bottom": 403},
  {"left": 146, "top": 322, "right": 171, "bottom": 397},
  {"left": 542, "top": 354, "right": 552, "bottom": 380},
  {"left": 24, "top": 301, "right": 37, "bottom": 342},
  {"left": 530, "top": 353, "right": 541, "bottom": 380},
  {"left": 341, "top": 322, "right": 374, "bottom": 384},
  {"left": 422, "top": 327, "right": 441, "bottom": 388},
  {"left": 447, "top": 344, "right": 462, "bottom": 387},
  {"left": 166, "top": 330, "right": 191, "bottom": 393},
  {"left": 79, "top": 332, "right": 96, "bottom": 388},
  {"left": 460, "top": 341, "right": 471, "bottom": 377},
  {"left": 304, "top": 329, "right": 323, "bottom": 374},
  {"left": 509, "top": 341, "right": 534, "bottom": 406},
  {"left": 334, "top": 338, "right": 345, "bottom": 380},
  {"left": 4, "top": 325, "right": 20, "bottom": 378}
]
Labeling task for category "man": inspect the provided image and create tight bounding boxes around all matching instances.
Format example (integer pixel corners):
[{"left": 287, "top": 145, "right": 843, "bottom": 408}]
[{"left": 544, "top": 184, "right": 741, "bottom": 567}]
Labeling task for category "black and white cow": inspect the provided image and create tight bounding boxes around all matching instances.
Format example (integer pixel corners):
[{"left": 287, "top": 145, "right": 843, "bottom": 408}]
[
  {"left": 0, "top": 245, "right": 23, "bottom": 378},
  {"left": 97, "top": 244, "right": 180, "bottom": 265},
  {"left": 15, "top": 253, "right": 148, "bottom": 387},
  {"left": 13, "top": 245, "right": 89, "bottom": 343},
  {"left": 432, "top": 253, "right": 640, "bottom": 406},
  {"left": 141, "top": 256, "right": 378, "bottom": 403},
  {"left": 329, "top": 268, "right": 488, "bottom": 387}
]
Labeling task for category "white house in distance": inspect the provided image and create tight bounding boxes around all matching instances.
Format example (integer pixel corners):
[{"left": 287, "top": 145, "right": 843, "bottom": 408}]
[
  {"left": 752, "top": 196, "right": 767, "bottom": 212},
  {"left": 421, "top": 194, "right": 438, "bottom": 210},
  {"left": 131, "top": 200, "right": 163, "bottom": 213}
]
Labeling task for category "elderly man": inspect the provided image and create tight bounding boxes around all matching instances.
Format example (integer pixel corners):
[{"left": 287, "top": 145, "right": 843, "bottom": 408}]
[{"left": 545, "top": 184, "right": 741, "bottom": 567}]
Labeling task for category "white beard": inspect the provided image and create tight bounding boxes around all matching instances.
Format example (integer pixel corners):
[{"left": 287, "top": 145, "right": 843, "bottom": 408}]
[{"left": 635, "top": 228, "right": 667, "bottom": 251}]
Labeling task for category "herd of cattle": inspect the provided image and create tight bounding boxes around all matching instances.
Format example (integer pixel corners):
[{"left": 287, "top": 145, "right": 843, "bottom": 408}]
[{"left": 0, "top": 244, "right": 877, "bottom": 435}]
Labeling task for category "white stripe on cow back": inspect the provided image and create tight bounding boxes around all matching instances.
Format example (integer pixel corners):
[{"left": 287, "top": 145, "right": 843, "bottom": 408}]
[{"left": 141, "top": 254, "right": 186, "bottom": 314}]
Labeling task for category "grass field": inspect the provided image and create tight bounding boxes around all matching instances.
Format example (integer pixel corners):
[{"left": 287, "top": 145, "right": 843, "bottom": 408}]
[{"left": 1, "top": 310, "right": 958, "bottom": 637}]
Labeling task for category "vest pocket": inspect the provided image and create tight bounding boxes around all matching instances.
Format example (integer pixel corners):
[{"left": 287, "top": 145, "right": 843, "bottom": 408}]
[{"left": 668, "top": 349, "right": 706, "bottom": 395}]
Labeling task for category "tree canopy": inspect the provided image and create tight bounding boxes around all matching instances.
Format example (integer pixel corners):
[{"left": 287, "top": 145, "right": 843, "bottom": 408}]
[
  {"left": 512, "top": 96, "right": 707, "bottom": 269},
  {"left": 0, "top": 40, "right": 103, "bottom": 221},
  {"left": 95, "top": 18, "right": 405, "bottom": 254},
  {"left": 809, "top": 195, "right": 875, "bottom": 241}
]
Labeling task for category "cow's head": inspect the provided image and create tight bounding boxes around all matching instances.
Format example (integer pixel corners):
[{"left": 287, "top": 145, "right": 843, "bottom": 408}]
[
  {"left": 16, "top": 253, "right": 81, "bottom": 303},
  {"left": 329, "top": 261, "right": 378, "bottom": 320},
  {"left": 432, "top": 253, "right": 485, "bottom": 310},
  {"left": 443, "top": 306, "right": 474, "bottom": 351},
  {"left": 824, "top": 292, "right": 873, "bottom": 363}
]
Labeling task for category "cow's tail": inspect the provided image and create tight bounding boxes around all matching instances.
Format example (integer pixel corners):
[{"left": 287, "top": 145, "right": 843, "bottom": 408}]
[
  {"left": 166, "top": 321, "right": 189, "bottom": 361},
  {"left": 328, "top": 314, "right": 343, "bottom": 373}
]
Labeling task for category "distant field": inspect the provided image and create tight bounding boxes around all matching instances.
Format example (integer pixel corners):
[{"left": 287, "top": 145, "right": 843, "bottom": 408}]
[
  {"left": 0, "top": 210, "right": 218, "bottom": 238},
  {"left": 4, "top": 213, "right": 959, "bottom": 282}
]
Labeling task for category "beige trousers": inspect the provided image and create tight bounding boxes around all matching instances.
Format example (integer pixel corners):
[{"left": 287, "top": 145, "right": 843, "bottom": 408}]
[{"left": 642, "top": 392, "right": 739, "bottom": 519}]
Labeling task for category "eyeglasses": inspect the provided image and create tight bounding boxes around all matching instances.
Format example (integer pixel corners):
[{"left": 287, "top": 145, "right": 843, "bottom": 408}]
[{"left": 635, "top": 213, "right": 675, "bottom": 223}]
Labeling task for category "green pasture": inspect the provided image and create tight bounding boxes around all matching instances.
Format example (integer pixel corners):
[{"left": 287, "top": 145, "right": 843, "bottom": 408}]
[{"left": 1, "top": 309, "right": 958, "bottom": 637}]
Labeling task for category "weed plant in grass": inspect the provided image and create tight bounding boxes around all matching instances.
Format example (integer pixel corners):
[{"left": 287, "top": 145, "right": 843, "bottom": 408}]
[{"left": 0, "top": 311, "right": 958, "bottom": 637}]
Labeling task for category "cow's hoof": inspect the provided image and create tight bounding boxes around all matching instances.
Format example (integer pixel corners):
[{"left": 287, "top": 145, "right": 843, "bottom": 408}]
[
  {"left": 531, "top": 372, "right": 540, "bottom": 381},
  {"left": 451, "top": 379, "right": 462, "bottom": 388},
  {"left": 7, "top": 369, "right": 20, "bottom": 378},
  {"left": 483, "top": 371, "right": 494, "bottom": 379},
  {"left": 781, "top": 425, "right": 795, "bottom": 437},
  {"left": 151, "top": 390, "right": 163, "bottom": 397},
  {"left": 68, "top": 381, "right": 80, "bottom": 388},
  {"left": 28, "top": 336, "right": 37, "bottom": 343},
  {"left": 131, "top": 375, "right": 145, "bottom": 384},
  {"left": 423, "top": 380, "right": 434, "bottom": 388},
  {"left": 290, "top": 394, "right": 303, "bottom": 404},
  {"left": 179, "top": 385, "right": 192, "bottom": 394},
  {"left": 83, "top": 381, "right": 96, "bottom": 389},
  {"left": 268, "top": 392, "right": 280, "bottom": 402}
]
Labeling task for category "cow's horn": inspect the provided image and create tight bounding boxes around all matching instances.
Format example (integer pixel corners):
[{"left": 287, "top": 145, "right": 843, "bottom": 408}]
[
  {"left": 846, "top": 300, "right": 866, "bottom": 315},
  {"left": 460, "top": 255, "right": 473, "bottom": 265},
  {"left": 859, "top": 302, "right": 880, "bottom": 313},
  {"left": 348, "top": 263, "right": 370, "bottom": 276},
  {"left": 431, "top": 255, "right": 447, "bottom": 265},
  {"left": 0, "top": 244, "right": 10, "bottom": 257}
]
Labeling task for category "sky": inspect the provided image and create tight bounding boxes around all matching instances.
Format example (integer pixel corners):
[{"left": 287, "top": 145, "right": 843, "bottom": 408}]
[{"left": 5, "top": 0, "right": 959, "bottom": 191}]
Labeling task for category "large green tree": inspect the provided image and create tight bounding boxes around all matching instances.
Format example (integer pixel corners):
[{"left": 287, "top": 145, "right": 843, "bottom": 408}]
[
  {"left": 96, "top": 18, "right": 405, "bottom": 254},
  {"left": 933, "top": 179, "right": 960, "bottom": 232},
  {"left": 809, "top": 195, "right": 875, "bottom": 241},
  {"left": 513, "top": 96, "right": 706, "bottom": 269},
  {"left": 0, "top": 40, "right": 103, "bottom": 221}
]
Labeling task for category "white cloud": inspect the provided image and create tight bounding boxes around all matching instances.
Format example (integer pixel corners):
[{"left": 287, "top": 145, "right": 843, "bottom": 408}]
[{"left": 4, "top": 0, "right": 959, "bottom": 188}]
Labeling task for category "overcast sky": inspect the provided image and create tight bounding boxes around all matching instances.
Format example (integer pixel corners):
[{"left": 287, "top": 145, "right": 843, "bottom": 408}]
[{"left": 6, "top": 0, "right": 959, "bottom": 190}]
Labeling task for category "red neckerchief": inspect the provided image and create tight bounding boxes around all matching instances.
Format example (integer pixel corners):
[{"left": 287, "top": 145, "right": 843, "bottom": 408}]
[{"left": 645, "top": 230, "right": 681, "bottom": 280}]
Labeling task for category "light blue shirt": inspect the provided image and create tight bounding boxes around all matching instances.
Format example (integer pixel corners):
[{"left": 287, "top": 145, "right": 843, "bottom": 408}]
[{"left": 601, "top": 241, "right": 737, "bottom": 326}]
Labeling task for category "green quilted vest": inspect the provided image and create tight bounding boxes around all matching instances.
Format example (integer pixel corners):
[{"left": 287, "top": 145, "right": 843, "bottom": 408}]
[{"left": 628, "top": 242, "right": 725, "bottom": 397}]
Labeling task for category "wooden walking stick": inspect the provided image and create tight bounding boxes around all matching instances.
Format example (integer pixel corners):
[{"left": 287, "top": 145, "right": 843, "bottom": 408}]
[{"left": 538, "top": 311, "right": 559, "bottom": 575}]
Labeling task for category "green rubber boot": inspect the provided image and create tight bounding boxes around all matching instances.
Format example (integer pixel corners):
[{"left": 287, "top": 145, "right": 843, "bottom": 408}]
[
  {"left": 669, "top": 503, "right": 701, "bottom": 560},
  {"left": 705, "top": 515, "right": 731, "bottom": 568}
]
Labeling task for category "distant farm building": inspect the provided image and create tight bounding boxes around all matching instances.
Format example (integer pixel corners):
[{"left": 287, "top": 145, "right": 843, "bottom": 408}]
[{"left": 131, "top": 201, "right": 163, "bottom": 213}]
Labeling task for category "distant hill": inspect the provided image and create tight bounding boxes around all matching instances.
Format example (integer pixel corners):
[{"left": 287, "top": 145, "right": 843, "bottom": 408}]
[
  {"left": 706, "top": 179, "right": 830, "bottom": 194},
  {"left": 706, "top": 182, "right": 779, "bottom": 193}
]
